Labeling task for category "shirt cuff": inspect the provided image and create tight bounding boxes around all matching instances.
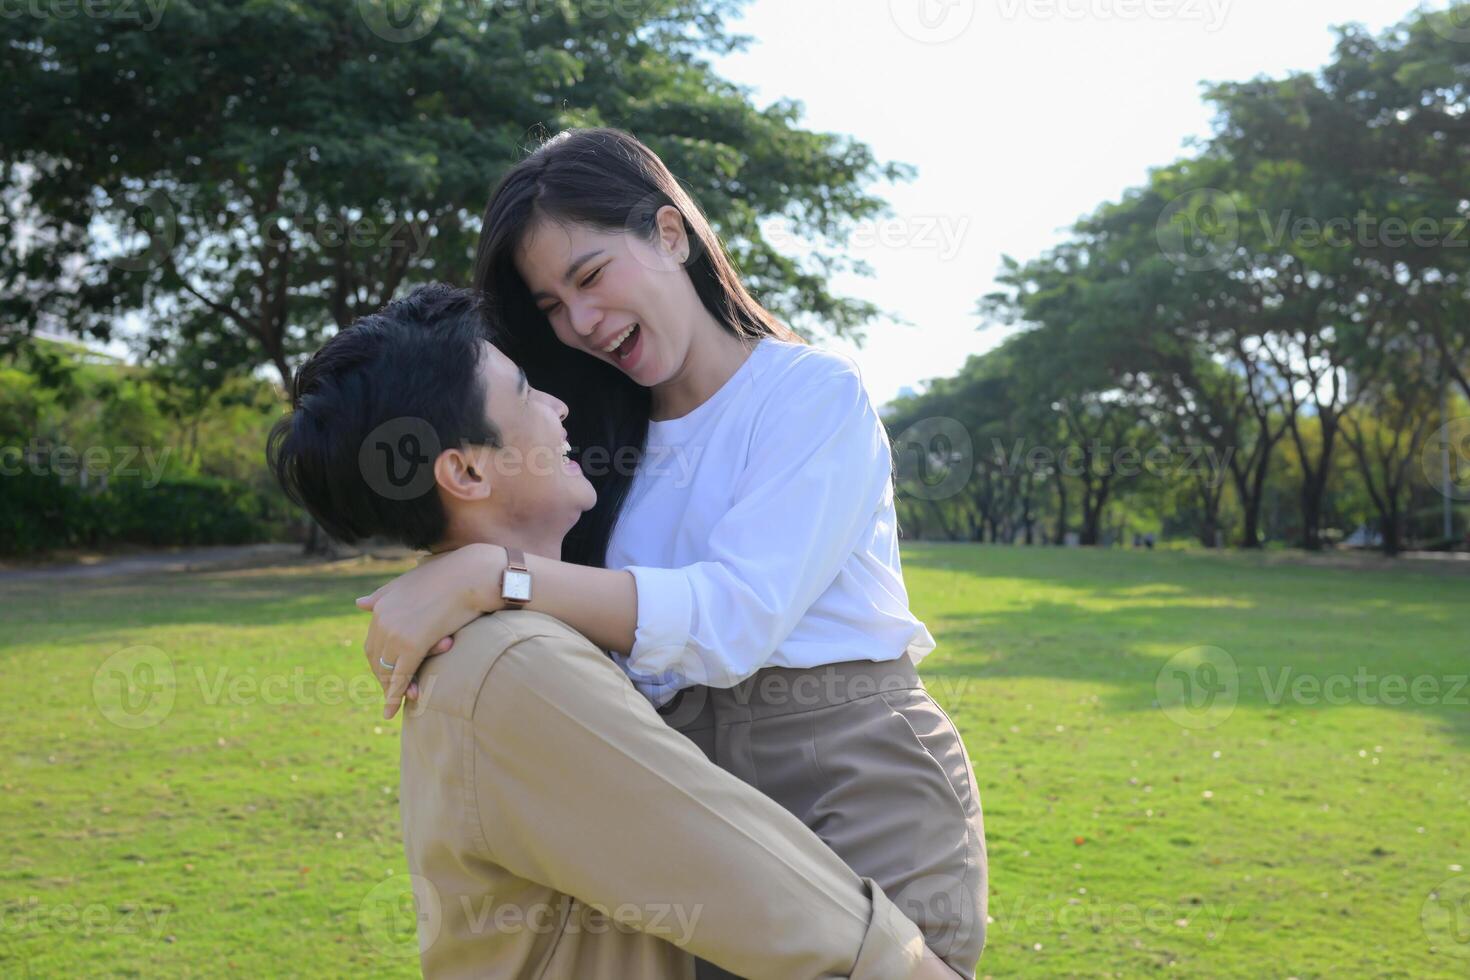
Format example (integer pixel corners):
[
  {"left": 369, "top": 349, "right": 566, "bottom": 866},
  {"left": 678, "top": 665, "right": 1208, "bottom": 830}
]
[
  {"left": 851, "top": 877, "right": 930, "bottom": 980},
  {"left": 623, "top": 564, "right": 696, "bottom": 682}
]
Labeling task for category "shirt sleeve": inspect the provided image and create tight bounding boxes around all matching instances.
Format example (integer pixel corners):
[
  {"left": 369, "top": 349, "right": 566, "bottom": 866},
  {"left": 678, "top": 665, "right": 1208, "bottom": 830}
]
[
  {"left": 470, "top": 632, "right": 929, "bottom": 980},
  {"left": 622, "top": 351, "right": 893, "bottom": 689}
]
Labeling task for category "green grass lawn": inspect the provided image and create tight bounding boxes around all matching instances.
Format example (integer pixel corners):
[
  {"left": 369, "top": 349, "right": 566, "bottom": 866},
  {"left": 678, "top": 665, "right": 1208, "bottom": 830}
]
[{"left": 2, "top": 545, "right": 1467, "bottom": 978}]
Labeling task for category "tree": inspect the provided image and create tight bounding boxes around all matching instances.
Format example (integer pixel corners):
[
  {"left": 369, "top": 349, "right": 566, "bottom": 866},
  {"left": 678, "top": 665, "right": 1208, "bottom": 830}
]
[
  {"left": 968, "top": 5, "right": 1467, "bottom": 552},
  {"left": 1340, "top": 336, "right": 1441, "bottom": 555},
  {"left": 982, "top": 249, "right": 1157, "bottom": 547},
  {"left": 1078, "top": 161, "right": 1290, "bottom": 549},
  {"left": 1, "top": 0, "right": 909, "bottom": 389},
  {"left": 1321, "top": 10, "right": 1470, "bottom": 404}
]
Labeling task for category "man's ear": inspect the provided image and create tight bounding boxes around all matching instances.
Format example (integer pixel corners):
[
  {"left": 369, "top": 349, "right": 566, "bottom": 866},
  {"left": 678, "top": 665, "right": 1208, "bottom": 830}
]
[
  {"left": 653, "top": 204, "right": 689, "bottom": 263},
  {"left": 434, "top": 446, "right": 494, "bottom": 503}
]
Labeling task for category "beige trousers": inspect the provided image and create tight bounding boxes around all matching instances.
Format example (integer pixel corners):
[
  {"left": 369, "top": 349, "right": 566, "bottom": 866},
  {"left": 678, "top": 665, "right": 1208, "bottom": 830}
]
[{"left": 659, "top": 658, "right": 988, "bottom": 979}]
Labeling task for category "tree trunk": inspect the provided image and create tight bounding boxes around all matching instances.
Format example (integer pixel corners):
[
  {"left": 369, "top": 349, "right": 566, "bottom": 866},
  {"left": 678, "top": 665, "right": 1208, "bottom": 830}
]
[
  {"left": 1230, "top": 428, "right": 1280, "bottom": 549},
  {"left": 1233, "top": 450, "right": 1270, "bottom": 549},
  {"left": 1298, "top": 484, "right": 1324, "bottom": 552},
  {"left": 1290, "top": 414, "right": 1340, "bottom": 552},
  {"left": 1052, "top": 470, "right": 1069, "bottom": 545},
  {"left": 303, "top": 519, "right": 334, "bottom": 556},
  {"left": 1382, "top": 507, "right": 1402, "bottom": 557},
  {"left": 1078, "top": 473, "right": 1113, "bottom": 546},
  {"left": 1020, "top": 487, "right": 1035, "bottom": 545},
  {"left": 1343, "top": 409, "right": 1432, "bottom": 560}
]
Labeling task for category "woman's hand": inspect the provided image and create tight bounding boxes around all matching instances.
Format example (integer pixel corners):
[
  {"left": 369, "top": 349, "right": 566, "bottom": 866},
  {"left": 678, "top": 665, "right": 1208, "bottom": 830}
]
[{"left": 357, "top": 542, "right": 507, "bottom": 719}]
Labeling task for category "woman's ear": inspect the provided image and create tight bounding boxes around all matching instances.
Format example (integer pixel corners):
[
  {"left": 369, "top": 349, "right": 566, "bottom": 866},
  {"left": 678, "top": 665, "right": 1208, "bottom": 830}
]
[
  {"left": 653, "top": 204, "right": 689, "bottom": 263},
  {"left": 434, "top": 447, "right": 494, "bottom": 503}
]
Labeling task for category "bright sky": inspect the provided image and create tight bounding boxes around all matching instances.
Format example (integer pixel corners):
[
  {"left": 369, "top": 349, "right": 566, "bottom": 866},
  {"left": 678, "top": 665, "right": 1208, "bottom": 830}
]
[{"left": 709, "top": 0, "right": 1428, "bottom": 407}]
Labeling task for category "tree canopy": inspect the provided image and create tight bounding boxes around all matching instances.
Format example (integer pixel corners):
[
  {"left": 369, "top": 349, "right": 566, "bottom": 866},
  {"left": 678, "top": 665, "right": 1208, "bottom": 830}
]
[
  {"left": 2, "top": 0, "right": 910, "bottom": 387},
  {"left": 895, "top": 6, "right": 1470, "bottom": 553}
]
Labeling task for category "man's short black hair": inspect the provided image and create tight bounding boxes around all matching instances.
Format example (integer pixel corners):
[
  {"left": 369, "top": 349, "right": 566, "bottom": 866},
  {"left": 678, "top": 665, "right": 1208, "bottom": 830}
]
[{"left": 267, "top": 283, "right": 502, "bottom": 550}]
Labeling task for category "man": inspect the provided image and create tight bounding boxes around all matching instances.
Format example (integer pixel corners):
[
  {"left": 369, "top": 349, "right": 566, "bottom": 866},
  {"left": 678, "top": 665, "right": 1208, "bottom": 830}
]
[{"left": 267, "top": 283, "right": 960, "bottom": 979}]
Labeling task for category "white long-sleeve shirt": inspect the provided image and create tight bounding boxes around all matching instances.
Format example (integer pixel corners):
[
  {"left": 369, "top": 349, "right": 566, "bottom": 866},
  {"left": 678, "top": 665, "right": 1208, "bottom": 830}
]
[{"left": 606, "top": 338, "right": 936, "bottom": 704}]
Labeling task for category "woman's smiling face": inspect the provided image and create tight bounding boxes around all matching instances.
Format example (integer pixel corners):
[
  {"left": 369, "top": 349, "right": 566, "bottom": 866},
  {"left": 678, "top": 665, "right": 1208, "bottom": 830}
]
[{"left": 514, "top": 209, "right": 697, "bottom": 389}]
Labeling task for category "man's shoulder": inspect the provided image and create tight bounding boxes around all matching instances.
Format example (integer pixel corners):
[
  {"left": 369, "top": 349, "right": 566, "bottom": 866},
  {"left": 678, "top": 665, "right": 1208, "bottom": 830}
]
[{"left": 409, "top": 611, "right": 599, "bottom": 720}]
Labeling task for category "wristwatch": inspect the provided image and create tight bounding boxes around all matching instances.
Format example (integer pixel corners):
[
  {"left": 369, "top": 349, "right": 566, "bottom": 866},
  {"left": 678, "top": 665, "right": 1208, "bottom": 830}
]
[{"left": 500, "top": 546, "right": 532, "bottom": 607}]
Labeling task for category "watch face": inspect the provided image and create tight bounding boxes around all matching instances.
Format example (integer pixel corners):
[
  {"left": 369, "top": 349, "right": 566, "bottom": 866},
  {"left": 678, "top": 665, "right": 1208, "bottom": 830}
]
[{"left": 503, "top": 570, "right": 532, "bottom": 602}]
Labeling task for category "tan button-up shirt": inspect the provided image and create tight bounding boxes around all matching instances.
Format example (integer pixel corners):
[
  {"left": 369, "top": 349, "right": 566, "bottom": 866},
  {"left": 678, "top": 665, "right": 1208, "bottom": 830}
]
[{"left": 398, "top": 609, "right": 928, "bottom": 979}]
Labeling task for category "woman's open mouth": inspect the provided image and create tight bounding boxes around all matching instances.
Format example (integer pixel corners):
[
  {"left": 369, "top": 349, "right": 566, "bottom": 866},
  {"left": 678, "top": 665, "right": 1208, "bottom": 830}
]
[
  {"left": 606, "top": 322, "right": 642, "bottom": 367},
  {"left": 559, "top": 440, "right": 580, "bottom": 473}
]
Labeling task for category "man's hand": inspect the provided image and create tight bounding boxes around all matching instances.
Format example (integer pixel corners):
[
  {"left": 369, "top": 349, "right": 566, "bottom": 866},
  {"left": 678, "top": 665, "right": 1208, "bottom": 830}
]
[{"left": 357, "top": 542, "right": 507, "bottom": 718}]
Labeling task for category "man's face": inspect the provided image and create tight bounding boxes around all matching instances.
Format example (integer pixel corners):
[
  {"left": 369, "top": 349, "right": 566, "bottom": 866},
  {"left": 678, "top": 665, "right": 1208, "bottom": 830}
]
[{"left": 470, "top": 340, "right": 596, "bottom": 527}]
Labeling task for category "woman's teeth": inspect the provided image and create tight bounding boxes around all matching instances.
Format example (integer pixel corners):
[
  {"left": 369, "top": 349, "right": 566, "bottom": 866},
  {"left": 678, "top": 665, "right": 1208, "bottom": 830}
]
[
  {"left": 602, "top": 323, "right": 639, "bottom": 357},
  {"left": 602, "top": 326, "right": 637, "bottom": 352}
]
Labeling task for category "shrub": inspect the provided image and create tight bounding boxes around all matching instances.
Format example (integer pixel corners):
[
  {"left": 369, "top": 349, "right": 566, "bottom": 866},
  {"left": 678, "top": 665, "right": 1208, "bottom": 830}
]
[
  {"left": 0, "top": 471, "right": 88, "bottom": 555},
  {"left": 0, "top": 473, "right": 275, "bottom": 556}
]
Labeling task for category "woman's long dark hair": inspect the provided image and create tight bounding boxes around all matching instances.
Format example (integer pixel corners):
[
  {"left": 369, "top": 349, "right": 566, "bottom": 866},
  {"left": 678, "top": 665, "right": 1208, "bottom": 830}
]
[{"left": 473, "top": 127, "right": 801, "bottom": 568}]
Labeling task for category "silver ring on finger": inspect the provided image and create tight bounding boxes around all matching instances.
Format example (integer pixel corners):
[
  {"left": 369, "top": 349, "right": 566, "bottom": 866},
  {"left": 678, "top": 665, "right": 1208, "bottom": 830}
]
[{"left": 379, "top": 658, "right": 396, "bottom": 671}]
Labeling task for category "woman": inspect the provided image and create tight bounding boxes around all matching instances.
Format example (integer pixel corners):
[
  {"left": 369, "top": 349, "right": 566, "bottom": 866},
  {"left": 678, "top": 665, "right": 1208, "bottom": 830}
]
[{"left": 360, "top": 128, "right": 986, "bottom": 976}]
